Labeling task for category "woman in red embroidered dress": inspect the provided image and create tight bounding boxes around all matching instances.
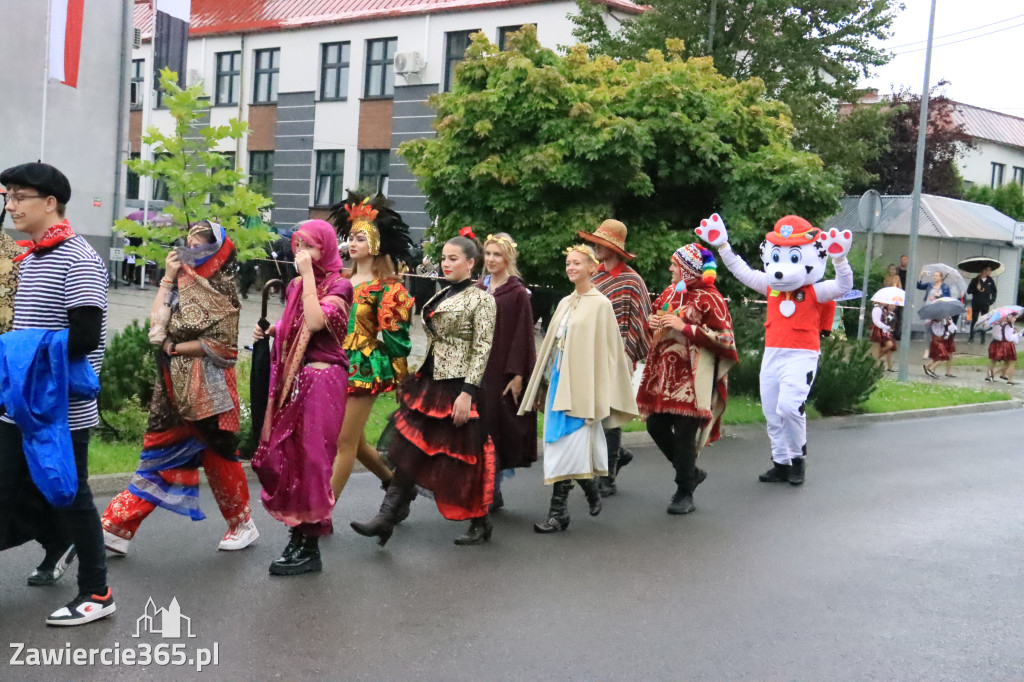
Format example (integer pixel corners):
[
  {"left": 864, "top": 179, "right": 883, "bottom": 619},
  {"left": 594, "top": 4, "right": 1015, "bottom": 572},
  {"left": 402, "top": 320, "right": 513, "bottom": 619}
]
[
  {"left": 102, "top": 222, "right": 256, "bottom": 555},
  {"left": 637, "top": 244, "right": 737, "bottom": 516}
]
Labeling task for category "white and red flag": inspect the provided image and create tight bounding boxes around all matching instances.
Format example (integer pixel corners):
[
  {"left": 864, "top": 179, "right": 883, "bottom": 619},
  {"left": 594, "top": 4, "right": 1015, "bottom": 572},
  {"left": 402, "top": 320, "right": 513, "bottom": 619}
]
[{"left": 48, "top": 0, "right": 85, "bottom": 88}]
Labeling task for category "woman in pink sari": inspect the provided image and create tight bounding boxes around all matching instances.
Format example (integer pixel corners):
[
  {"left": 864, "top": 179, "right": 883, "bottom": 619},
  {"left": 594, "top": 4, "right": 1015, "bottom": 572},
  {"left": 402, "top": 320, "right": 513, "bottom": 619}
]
[{"left": 251, "top": 220, "right": 353, "bottom": 576}]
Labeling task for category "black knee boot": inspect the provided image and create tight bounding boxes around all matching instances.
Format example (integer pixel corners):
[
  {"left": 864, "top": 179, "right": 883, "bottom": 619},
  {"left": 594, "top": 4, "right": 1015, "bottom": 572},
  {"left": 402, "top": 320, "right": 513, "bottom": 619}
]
[
  {"left": 351, "top": 478, "right": 414, "bottom": 546},
  {"left": 578, "top": 478, "right": 602, "bottom": 516},
  {"left": 534, "top": 481, "right": 572, "bottom": 533},
  {"left": 599, "top": 428, "right": 621, "bottom": 497},
  {"left": 454, "top": 515, "right": 493, "bottom": 545},
  {"left": 270, "top": 531, "right": 321, "bottom": 576}
]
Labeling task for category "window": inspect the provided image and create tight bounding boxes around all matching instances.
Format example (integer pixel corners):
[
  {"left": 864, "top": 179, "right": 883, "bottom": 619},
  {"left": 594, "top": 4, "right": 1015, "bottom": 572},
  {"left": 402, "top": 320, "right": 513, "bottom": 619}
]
[
  {"left": 320, "top": 42, "right": 350, "bottom": 101},
  {"left": 126, "top": 152, "right": 141, "bottom": 199},
  {"left": 249, "top": 151, "right": 275, "bottom": 195},
  {"left": 253, "top": 48, "right": 280, "bottom": 104},
  {"left": 497, "top": 24, "right": 533, "bottom": 51},
  {"left": 991, "top": 162, "right": 1006, "bottom": 188},
  {"left": 359, "top": 150, "right": 390, "bottom": 194},
  {"left": 215, "top": 51, "right": 241, "bottom": 105},
  {"left": 444, "top": 30, "right": 477, "bottom": 92},
  {"left": 315, "top": 151, "right": 345, "bottom": 206},
  {"left": 214, "top": 152, "right": 236, "bottom": 198},
  {"left": 364, "top": 38, "right": 397, "bottom": 98},
  {"left": 152, "top": 153, "right": 170, "bottom": 201},
  {"left": 130, "top": 59, "right": 144, "bottom": 109},
  {"left": 1013, "top": 166, "right": 1024, "bottom": 186}
]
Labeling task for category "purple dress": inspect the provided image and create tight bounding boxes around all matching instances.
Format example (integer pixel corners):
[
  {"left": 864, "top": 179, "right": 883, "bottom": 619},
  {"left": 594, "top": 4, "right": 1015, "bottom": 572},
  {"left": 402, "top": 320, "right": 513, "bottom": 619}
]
[{"left": 252, "top": 273, "right": 353, "bottom": 536}]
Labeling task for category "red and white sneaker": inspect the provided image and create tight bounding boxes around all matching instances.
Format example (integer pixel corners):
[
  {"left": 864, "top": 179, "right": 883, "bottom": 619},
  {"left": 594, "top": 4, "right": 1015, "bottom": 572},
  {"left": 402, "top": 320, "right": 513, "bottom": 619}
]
[
  {"left": 218, "top": 517, "right": 259, "bottom": 551},
  {"left": 46, "top": 588, "right": 116, "bottom": 626}
]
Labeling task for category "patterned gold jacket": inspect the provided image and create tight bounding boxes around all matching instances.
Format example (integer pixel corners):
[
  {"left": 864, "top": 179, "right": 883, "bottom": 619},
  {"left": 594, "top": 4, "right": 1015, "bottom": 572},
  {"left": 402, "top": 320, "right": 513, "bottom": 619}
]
[{"left": 423, "top": 284, "right": 496, "bottom": 386}]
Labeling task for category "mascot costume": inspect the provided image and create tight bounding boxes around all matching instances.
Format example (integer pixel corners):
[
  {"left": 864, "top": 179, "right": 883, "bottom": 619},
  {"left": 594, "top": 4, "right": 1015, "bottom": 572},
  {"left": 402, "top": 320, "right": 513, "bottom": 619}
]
[{"left": 696, "top": 213, "right": 852, "bottom": 486}]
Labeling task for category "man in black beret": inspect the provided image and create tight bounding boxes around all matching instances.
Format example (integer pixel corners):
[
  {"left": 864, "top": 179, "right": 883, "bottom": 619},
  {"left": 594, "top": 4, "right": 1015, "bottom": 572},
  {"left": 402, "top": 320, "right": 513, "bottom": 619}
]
[{"left": 0, "top": 162, "right": 116, "bottom": 626}]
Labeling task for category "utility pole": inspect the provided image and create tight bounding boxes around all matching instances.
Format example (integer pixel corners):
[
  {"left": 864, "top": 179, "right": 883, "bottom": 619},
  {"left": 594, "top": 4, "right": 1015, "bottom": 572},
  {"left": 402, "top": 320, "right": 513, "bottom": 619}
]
[
  {"left": 897, "top": 0, "right": 938, "bottom": 381},
  {"left": 708, "top": 0, "right": 718, "bottom": 52}
]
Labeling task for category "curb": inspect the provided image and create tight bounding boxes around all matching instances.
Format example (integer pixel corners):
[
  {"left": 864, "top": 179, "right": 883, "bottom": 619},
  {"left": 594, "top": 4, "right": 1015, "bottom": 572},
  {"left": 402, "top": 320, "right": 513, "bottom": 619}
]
[{"left": 88, "top": 399, "right": 1022, "bottom": 494}]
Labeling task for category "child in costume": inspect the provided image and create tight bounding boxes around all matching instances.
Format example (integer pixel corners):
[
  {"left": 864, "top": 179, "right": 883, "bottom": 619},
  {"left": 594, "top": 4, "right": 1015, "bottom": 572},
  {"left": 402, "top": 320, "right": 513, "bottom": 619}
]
[
  {"left": 696, "top": 213, "right": 852, "bottom": 486},
  {"left": 987, "top": 315, "right": 1019, "bottom": 385},
  {"left": 870, "top": 303, "right": 898, "bottom": 372},
  {"left": 924, "top": 318, "right": 957, "bottom": 378}
]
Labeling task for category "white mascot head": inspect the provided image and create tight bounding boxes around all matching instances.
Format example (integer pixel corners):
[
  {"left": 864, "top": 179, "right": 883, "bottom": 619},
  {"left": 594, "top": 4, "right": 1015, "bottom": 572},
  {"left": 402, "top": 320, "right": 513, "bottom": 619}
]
[{"left": 759, "top": 215, "right": 828, "bottom": 292}]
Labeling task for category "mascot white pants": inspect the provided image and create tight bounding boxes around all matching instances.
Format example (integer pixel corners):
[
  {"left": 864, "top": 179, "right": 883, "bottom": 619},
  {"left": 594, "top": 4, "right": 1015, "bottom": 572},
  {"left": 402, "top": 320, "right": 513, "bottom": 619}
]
[{"left": 760, "top": 347, "right": 818, "bottom": 465}]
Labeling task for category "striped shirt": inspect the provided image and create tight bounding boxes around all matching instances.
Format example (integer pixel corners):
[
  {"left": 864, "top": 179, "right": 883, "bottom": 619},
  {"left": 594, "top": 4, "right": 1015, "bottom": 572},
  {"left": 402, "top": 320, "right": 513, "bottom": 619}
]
[
  {"left": 2, "top": 234, "right": 108, "bottom": 430},
  {"left": 592, "top": 261, "right": 652, "bottom": 366}
]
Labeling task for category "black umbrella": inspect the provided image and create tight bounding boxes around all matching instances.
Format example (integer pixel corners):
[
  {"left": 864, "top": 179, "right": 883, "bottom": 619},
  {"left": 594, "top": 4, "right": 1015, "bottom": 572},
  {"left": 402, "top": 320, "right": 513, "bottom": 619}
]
[
  {"left": 240, "top": 279, "right": 283, "bottom": 459},
  {"left": 957, "top": 256, "right": 1004, "bottom": 276}
]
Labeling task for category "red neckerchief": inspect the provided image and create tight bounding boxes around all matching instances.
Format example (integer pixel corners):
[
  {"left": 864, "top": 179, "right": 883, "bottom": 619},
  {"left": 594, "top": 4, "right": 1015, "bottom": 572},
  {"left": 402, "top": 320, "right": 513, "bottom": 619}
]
[
  {"left": 598, "top": 261, "right": 627, "bottom": 278},
  {"left": 15, "top": 219, "right": 76, "bottom": 262}
]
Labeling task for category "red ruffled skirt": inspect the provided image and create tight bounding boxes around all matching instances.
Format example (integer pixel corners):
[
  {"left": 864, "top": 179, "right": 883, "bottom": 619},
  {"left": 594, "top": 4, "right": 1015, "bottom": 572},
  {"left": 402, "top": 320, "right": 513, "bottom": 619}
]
[
  {"left": 929, "top": 336, "right": 951, "bottom": 362},
  {"left": 388, "top": 363, "right": 495, "bottom": 521},
  {"left": 989, "top": 340, "right": 1017, "bottom": 362},
  {"left": 870, "top": 326, "right": 894, "bottom": 345}
]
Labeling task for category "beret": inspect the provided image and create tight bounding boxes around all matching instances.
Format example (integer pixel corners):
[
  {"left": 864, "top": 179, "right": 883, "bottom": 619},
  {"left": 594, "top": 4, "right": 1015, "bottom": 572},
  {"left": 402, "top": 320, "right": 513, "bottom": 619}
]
[{"left": 0, "top": 162, "right": 71, "bottom": 204}]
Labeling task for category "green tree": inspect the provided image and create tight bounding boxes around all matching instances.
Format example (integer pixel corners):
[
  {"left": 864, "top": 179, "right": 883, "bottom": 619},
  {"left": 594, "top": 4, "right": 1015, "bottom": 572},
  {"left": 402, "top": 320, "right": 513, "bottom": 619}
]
[
  {"left": 399, "top": 28, "right": 840, "bottom": 289},
  {"left": 962, "top": 182, "right": 1024, "bottom": 221},
  {"left": 570, "top": 0, "right": 900, "bottom": 192},
  {"left": 116, "top": 69, "right": 274, "bottom": 263}
]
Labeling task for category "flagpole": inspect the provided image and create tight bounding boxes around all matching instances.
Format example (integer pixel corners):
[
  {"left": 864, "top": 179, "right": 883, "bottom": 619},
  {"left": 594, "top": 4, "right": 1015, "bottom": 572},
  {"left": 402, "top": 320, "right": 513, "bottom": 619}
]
[{"left": 40, "top": 0, "right": 54, "bottom": 161}]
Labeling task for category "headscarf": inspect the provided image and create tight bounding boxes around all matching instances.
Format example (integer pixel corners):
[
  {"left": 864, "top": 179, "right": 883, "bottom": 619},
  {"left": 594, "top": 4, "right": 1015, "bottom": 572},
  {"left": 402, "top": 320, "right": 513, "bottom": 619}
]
[{"left": 291, "top": 219, "right": 343, "bottom": 282}]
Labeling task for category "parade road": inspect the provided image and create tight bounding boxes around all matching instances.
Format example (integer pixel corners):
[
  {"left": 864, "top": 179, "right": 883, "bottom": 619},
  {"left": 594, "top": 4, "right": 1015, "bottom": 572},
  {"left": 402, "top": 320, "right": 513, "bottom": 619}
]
[{"left": 2, "top": 409, "right": 1021, "bottom": 681}]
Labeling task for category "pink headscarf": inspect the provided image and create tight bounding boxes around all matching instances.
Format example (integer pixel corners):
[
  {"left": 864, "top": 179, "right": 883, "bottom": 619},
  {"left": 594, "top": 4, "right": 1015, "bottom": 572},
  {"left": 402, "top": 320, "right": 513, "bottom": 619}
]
[{"left": 291, "top": 219, "right": 343, "bottom": 282}]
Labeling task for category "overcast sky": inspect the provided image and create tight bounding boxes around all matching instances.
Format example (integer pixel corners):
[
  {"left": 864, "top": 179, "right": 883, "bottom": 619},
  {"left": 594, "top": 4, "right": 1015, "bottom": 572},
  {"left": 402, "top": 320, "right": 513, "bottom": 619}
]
[{"left": 859, "top": 0, "right": 1023, "bottom": 116}]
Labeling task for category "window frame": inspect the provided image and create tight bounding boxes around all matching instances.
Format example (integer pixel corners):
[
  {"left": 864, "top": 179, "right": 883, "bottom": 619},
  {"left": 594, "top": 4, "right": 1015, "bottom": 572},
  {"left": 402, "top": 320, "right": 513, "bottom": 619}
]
[
  {"left": 214, "top": 50, "right": 242, "bottom": 106},
  {"left": 1012, "top": 166, "right": 1024, "bottom": 186},
  {"left": 126, "top": 152, "right": 141, "bottom": 200},
  {"left": 497, "top": 24, "right": 533, "bottom": 51},
  {"left": 364, "top": 37, "right": 398, "bottom": 99},
  {"left": 359, "top": 150, "right": 390, "bottom": 194},
  {"left": 130, "top": 59, "right": 144, "bottom": 110},
  {"left": 443, "top": 30, "right": 478, "bottom": 92},
  {"left": 320, "top": 41, "right": 351, "bottom": 101},
  {"left": 314, "top": 150, "right": 346, "bottom": 207},
  {"left": 249, "top": 151, "right": 275, "bottom": 196},
  {"left": 252, "top": 48, "right": 281, "bottom": 104},
  {"left": 991, "top": 162, "right": 1006, "bottom": 188}
]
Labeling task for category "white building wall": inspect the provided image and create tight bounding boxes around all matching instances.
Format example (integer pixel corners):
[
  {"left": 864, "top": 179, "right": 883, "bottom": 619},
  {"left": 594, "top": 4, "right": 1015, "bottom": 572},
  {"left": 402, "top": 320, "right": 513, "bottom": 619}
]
[
  {"left": 959, "top": 138, "right": 1024, "bottom": 189},
  {"left": 132, "top": 1, "right": 594, "bottom": 208}
]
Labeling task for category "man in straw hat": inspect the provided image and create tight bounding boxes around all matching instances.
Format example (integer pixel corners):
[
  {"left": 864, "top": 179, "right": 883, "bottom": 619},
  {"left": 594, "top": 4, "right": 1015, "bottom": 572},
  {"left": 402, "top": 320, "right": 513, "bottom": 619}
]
[{"left": 579, "top": 219, "right": 652, "bottom": 497}]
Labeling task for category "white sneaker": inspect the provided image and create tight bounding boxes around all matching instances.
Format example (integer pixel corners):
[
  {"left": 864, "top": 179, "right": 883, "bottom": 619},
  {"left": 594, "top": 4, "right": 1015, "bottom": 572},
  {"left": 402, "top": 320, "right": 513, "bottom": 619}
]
[
  {"left": 46, "top": 588, "right": 116, "bottom": 626},
  {"left": 103, "top": 530, "right": 130, "bottom": 556},
  {"left": 218, "top": 517, "right": 259, "bottom": 551}
]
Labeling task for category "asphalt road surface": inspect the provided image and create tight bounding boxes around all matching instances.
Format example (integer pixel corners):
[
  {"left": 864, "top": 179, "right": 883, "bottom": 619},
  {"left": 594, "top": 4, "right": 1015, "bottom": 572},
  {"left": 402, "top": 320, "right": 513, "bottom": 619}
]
[{"left": 2, "top": 410, "right": 1022, "bottom": 681}]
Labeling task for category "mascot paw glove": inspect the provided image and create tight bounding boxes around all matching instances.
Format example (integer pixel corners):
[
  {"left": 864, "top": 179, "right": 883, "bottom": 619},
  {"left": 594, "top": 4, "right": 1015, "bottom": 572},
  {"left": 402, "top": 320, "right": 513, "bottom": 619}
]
[
  {"left": 819, "top": 228, "right": 853, "bottom": 260},
  {"left": 696, "top": 213, "right": 729, "bottom": 248}
]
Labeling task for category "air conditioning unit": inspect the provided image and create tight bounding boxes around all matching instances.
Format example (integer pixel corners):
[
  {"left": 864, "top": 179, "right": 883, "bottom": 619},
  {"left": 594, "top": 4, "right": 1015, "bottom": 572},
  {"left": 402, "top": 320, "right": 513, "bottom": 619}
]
[
  {"left": 394, "top": 52, "right": 425, "bottom": 74},
  {"left": 132, "top": 27, "right": 142, "bottom": 49}
]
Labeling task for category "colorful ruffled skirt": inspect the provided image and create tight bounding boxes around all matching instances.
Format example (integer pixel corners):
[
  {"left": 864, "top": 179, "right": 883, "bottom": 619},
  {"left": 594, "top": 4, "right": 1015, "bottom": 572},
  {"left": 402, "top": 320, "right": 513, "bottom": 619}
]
[
  {"left": 989, "top": 340, "right": 1017, "bottom": 362},
  {"left": 388, "top": 359, "right": 495, "bottom": 521}
]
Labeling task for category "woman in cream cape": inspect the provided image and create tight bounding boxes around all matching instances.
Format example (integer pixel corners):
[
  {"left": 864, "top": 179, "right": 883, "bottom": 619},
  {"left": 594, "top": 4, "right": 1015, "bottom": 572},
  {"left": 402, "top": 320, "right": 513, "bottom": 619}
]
[{"left": 519, "top": 244, "right": 638, "bottom": 533}]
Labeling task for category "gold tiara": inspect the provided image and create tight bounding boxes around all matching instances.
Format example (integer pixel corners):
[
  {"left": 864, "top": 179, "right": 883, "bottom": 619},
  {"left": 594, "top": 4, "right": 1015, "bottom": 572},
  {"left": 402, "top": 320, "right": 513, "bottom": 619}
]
[
  {"left": 486, "top": 234, "right": 518, "bottom": 253},
  {"left": 563, "top": 244, "right": 598, "bottom": 264}
]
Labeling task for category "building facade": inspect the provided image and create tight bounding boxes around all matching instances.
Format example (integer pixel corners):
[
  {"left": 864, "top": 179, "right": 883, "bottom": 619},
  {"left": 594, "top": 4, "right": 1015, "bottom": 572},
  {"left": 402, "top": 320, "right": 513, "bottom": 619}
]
[
  {"left": 129, "top": 0, "right": 639, "bottom": 237},
  {"left": 952, "top": 103, "right": 1024, "bottom": 190}
]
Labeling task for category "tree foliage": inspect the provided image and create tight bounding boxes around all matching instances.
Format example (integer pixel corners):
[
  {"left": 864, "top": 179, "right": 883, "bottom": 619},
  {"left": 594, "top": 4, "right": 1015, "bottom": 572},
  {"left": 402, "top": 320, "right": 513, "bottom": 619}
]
[
  {"left": 570, "top": 0, "right": 901, "bottom": 192},
  {"left": 962, "top": 182, "right": 1024, "bottom": 221},
  {"left": 852, "top": 84, "right": 974, "bottom": 198},
  {"left": 116, "top": 69, "right": 274, "bottom": 263},
  {"left": 399, "top": 28, "right": 840, "bottom": 288}
]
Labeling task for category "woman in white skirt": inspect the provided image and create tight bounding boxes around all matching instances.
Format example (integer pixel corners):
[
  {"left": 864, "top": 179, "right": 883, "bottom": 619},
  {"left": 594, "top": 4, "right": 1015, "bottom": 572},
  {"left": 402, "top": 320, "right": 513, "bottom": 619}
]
[{"left": 519, "top": 244, "right": 638, "bottom": 533}]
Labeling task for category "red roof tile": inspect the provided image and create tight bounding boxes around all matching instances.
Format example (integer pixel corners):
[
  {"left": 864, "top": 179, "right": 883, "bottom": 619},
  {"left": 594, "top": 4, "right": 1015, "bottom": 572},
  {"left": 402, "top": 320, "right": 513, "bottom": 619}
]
[{"left": 133, "top": 0, "right": 642, "bottom": 38}]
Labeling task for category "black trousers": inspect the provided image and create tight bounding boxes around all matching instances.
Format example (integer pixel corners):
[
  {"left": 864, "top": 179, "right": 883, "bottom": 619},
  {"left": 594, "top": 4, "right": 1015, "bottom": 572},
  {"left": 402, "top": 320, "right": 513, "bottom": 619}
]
[
  {"left": 0, "top": 421, "right": 107, "bottom": 594},
  {"left": 969, "top": 306, "right": 989, "bottom": 342},
  {"left": 646, "top": 414, "right": 702, "bottom": 493}
]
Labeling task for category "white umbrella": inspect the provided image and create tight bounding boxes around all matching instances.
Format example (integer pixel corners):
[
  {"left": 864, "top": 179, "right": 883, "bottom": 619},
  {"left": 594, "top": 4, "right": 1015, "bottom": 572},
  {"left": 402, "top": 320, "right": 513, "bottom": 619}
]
[
  {"left": 870, "top": 287, "right": 905, "bottom": 307},
  {"left": 919, "top": 263, "right": 967, "bottom": 299}
]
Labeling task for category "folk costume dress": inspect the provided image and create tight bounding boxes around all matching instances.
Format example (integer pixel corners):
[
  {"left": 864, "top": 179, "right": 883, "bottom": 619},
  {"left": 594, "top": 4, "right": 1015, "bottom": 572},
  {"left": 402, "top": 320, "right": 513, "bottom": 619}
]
[
  {"left": 989, "top": 322, "right": 1019, "bottom": 362},
  {"left": 251, "top": 223, "right": 354, "bottom": 537},
  {"left": 637, "top": 274, "right": 737, "bottom": 496},
  {"left": 387, "top": 279, "right": 498, "bottom": 520},
  {"left": 103, "top": 226, "right": 250, "bottom": 540},
  {"left": 344, "top": 278, "right": 414, "bottom": 395},
  {"left": 928, "top": 320, "right": 957, "bottom": 362},
  {"left": 870, "top": 306, "right": 896, "bottom": 346},
  {"left": 520, "top": 288, "right": 638, "bottom": 484},
  {"left": 477, "top": 276, "right": 538, "bottom": 472}
]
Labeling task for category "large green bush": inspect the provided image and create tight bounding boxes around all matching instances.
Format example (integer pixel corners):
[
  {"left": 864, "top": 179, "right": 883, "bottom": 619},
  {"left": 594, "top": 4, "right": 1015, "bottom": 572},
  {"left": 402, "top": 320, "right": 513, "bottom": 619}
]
[
  {"left": 99, "top": 320, "right": 157, "bottom": 413},
  {"left": 727, "top": 302, "right": 766, "bottom": 397},
  {"left": 809, "top": 337, "right": 883, "bottom": 415}
]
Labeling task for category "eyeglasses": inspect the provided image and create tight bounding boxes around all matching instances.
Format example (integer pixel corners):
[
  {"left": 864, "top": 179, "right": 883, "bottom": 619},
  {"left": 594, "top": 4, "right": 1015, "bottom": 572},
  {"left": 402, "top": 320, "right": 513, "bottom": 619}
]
[{"left": 3, "top": 193, "right": 44, "bottom": 205}]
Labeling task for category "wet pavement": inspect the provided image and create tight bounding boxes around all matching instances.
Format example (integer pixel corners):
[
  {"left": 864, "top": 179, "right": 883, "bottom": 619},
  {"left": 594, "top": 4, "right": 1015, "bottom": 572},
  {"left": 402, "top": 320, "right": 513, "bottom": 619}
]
[{"left": 2, "top": 409, "right": 1021, "bottom": 680}]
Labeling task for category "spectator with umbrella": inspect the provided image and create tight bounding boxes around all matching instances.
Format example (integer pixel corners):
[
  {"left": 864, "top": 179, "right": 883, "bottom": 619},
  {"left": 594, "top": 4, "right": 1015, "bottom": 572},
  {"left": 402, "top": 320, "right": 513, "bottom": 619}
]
[
  {"left": 870, "top": 287, "right": 904, "bottom": 372},
  {"left": 960, "top": 257, "right": 1002, "bottom": 344}
]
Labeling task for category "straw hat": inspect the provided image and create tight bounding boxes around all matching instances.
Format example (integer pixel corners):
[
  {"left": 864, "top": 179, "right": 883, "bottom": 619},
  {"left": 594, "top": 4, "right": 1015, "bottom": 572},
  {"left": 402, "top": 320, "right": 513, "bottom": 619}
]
[{"left": 578, "top": 219, "right": 636, "bottom": 260}]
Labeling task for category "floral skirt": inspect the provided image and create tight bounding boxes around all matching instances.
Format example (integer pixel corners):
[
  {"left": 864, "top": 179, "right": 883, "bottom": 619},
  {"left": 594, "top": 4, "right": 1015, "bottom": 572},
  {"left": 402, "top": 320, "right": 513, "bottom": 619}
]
[
  {"left": 989, "top": 340, "right": 1017, "bottom": 362},
  {"left": 389, "top": 364, "right": 495, "bottom": 521}
]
